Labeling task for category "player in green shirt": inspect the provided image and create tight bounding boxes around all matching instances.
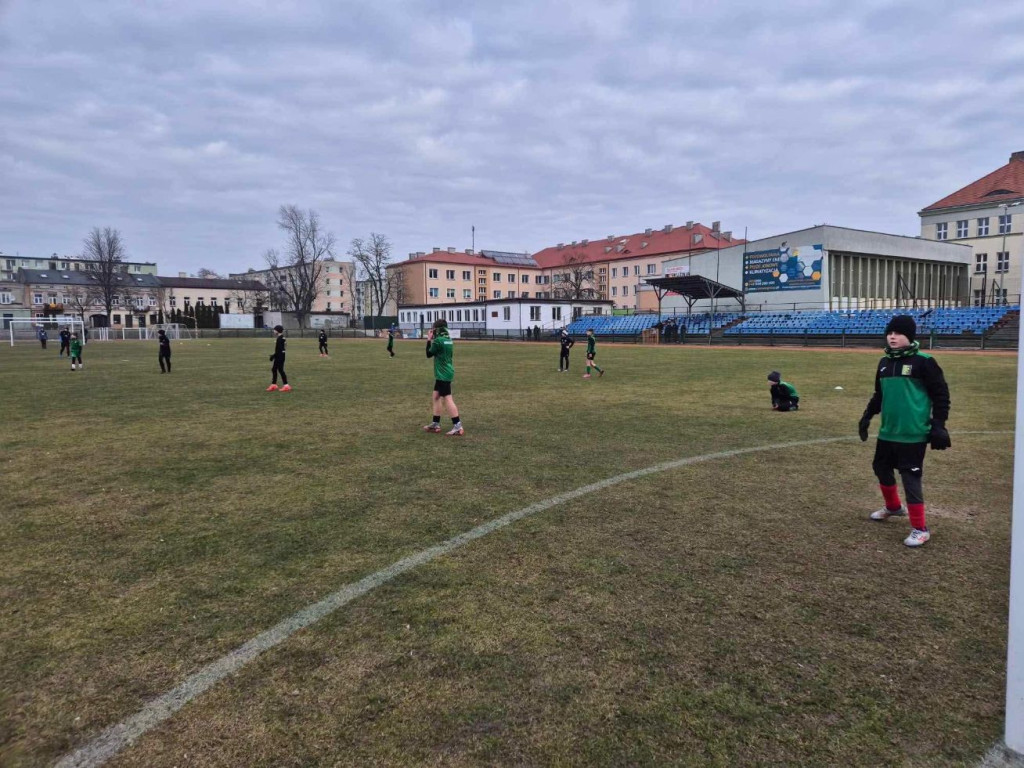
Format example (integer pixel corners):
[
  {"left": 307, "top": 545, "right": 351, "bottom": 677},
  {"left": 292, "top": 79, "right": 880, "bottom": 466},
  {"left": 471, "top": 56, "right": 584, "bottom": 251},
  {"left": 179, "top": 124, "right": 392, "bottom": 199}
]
[
  {"left": 767, "top": 371, "right": 799, "bottom": 411},
  {"left": 423, "top": 318, "right": 463, "bottom": 436},
  {"left": 69, "top": 333, "right": 83, "bottom": 371},
  {"left": 583, "top": 328, "right": 604, "bottom": 379}
]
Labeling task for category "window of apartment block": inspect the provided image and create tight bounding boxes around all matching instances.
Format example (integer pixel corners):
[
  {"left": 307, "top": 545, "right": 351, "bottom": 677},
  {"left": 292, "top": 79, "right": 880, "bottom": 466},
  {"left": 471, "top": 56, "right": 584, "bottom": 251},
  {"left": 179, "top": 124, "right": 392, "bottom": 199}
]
[
  {"left": 999, "top": 214, "right": 1012, "bottom": 235},
  {"left": 956, "top": 220, "right": 968, "bottom": 238},
  {"left": 456, "top": 310, "right": 462, "bottom": 321},
  {"left": 535, "top": 275, "right": 543, "bottom": 284},
  {"left": 521, "top": 274, "right": 529, "bottom": 284},
  {"left": 647, "top": 264, "right": 657, "bottom": 274},
  {"left": 113, "top": 314, "right": 121, "bottom": 324},
  {"left": 521, "top": 291, "right": 529, "bottom": 298},
  {"left": 197, "top": 297, "right": 205, "bottom": 305},
  {"left": 183, "top": 296, "right": 190, "bottom": 306},
  {"left": 429, "top": 269, "right": 438, "bottom": 279},
  {"left": 936, "top": 222, "right": 948, "bottom": 240},
  {"left": 148, "top": 296, "right": 157, "bottom": 306},
  {"left": 446, "top": 270, "right": 455, "bottom": 279},
  {"left": 170, "top": 297, "right": 177, "bottom": 307},
  {"left": 478, "top": 277, "right": 486, "bottom": 285},
  {"left": 530, "top": 306, "right": 541, "bottom": 320},
  {"left": 429, "top": 287, "right": 439, "bottom": 297},
  {"left": 611, "top": 267, "right": 618, "bottom": 277},
  {"left": 552, "top": 307, "right": 562, "bottom": 321},
  {"left": 975, "top": 253, "right": 988, "bottom": 274},
  {"left": 997, "top": 251, "right": 1010, "bottom": 273},
  {"left": 493, "top": 290, "right": 501, "bottom": 299},
  {"left": 633, "top": 265, "right": 640, "bottom": 275},
  {"left": 973, "top": 289, "right": 984, "bottom": 306},
  {"left": 503, "top": 307, "right": 511, "bottom": 321},
  {"left": 32, "top": 293, "right": 42, "bottom": 304},
  {"left": 978, "top": 217, "right": 990, "bottom": 236},
  {"left": 507, "top": 274, "right": 515, "bottom": 283},
  {"left": 611, "top": 286, "right": 618, "bottom": 297},
  {"left": 462, "top": 271, "right": 471, "bottom": 280},
  {"left": 446, "top": 288, "right": 455, "bottom": 298},
  {"left": 623, "top": 285, "right": 629, "bottom": 295},
  {"left": 493, "top": 272, "right": 501, "bottom": 281},
  {"left": 0, "top": 292, "right": 12, "bottom": 304},
  {"left": 463, "top": 289, "right": 471, "bottom": 299}
]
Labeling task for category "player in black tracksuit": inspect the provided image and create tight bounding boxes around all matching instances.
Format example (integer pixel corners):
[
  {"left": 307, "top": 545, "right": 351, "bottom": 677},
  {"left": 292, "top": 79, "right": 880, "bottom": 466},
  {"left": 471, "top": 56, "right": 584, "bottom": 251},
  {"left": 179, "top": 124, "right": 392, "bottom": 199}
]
[
  {"left": 158, "top": 329, "right": 172, "bottom": 373},
  {"left": 59, "top": 328, "right": 71, "bottom": 357},
  {"left": 267, "top": 324, "right": 290, "bottom": 391},
  {"left": 558, "top": 330, "right": 575, "bottom": 372},
  {"left": 318, "top": 329, "right": 329, "bottom": 356}
]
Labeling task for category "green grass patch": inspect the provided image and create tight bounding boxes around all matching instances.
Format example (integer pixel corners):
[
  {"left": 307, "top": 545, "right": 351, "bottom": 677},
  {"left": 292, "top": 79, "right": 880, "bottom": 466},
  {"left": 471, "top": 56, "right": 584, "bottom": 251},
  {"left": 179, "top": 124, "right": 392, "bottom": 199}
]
[{"left": 0, "top": 337, "right": 1015, "bottom": 766}]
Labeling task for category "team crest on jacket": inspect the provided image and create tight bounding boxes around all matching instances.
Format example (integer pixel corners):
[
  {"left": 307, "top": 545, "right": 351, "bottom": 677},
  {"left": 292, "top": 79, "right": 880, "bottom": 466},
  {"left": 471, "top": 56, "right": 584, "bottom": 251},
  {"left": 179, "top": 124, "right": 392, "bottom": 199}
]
[{"left": 901, "top": 364, "right": 912, "bottom": 375}]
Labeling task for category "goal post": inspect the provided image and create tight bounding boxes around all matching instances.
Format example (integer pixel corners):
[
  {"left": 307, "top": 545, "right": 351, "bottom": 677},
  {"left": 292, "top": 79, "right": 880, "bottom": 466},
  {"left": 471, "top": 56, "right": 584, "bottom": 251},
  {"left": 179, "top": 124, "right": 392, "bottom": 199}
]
[
  {"left": 144, "top": 323, "right": 193, "bottom": 341},
  {"left": 8, "top": 317, "right": 85, "bottom": 346}
]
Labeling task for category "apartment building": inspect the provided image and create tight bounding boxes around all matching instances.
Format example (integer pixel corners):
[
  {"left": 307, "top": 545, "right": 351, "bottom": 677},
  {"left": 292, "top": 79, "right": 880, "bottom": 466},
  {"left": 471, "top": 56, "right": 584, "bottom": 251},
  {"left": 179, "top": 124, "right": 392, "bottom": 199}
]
[
  {"left": 230, "top": 258, "right": 356, "bottom": 316},
  {"left": 919, "top": 150, "right": 1024, "bottom": 306}
]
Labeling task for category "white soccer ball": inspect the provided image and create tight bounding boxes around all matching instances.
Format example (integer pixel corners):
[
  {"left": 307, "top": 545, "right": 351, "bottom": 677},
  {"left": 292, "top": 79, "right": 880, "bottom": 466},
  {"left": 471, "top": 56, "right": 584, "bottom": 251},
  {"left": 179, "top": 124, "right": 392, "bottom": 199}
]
[{"left": 834, "top": 386, "right": 844, "bottom": 390}]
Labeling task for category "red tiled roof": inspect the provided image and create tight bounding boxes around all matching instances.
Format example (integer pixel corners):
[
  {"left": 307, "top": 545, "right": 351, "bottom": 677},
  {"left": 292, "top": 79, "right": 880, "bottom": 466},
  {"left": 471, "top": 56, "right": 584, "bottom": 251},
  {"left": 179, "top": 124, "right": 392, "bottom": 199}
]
[
  {"left": 390, "top": 251, "right": 496, "bottom": 268},
  {"left": 531, "top": 223, "right": 743, "bottom": 268},
  {"left": 922, "top": 151, "right": 1024, "bottom": 212}
]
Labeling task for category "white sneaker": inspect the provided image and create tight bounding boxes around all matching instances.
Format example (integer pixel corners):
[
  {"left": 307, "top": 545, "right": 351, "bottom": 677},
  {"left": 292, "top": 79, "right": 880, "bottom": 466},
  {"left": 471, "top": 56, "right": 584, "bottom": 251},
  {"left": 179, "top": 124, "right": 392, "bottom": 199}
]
[
  {"left": 422, "top": 423, "right": 442, "bottom": 433},
  {"left": 870, "top": 505, "right": 906, "bottom": 521},
  {"left": 904, "top": 528, "right": 931, "bottom": 547},
  {"left": 446, "top": 424, "right": 464, "bottom": 436}
]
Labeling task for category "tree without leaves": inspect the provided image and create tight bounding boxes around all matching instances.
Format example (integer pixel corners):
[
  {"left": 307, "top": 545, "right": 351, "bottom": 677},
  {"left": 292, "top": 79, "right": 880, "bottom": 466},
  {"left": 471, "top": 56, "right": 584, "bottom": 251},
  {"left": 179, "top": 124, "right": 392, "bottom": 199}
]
[
  {"left": 80, "top": 227, "right": 129, "bottom": 323},
  {"left": 264, "top": 205, "right": 334, "bottom": 328},
  {"left": 348, "top": 233, "right": 398, "bottom": 319},
  {"left": 196, "top": 267, "right": 223, "bottom": 279},
  {"left": 63, "top": 284, "right": 94, "bottom": 326},
  {"left": 552, "top": 250, "right": 598, "bottom": 300}
]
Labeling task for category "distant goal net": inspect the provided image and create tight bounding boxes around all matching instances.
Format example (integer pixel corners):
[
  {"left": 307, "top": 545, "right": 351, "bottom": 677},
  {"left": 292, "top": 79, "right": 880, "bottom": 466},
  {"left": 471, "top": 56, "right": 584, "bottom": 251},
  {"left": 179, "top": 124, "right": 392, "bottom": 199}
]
[
  {"left": 8, "top": 317, "right": 85, "bottom": 346},
  {"left": 145, "top": 323, "right": 193, "bottom": 341}
]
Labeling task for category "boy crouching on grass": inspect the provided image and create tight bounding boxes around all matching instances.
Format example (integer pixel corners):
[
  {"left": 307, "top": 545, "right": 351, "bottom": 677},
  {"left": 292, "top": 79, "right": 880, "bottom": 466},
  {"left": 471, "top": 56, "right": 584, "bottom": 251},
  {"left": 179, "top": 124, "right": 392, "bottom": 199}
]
[
  {"left": 768, "top": 371, "right": 799, "bottom": 411},
  {"left": 423, "top": 318, "right": 463, "bottom": 436},
  {"left": 858, "top": 314, "right": 950, "bottom": 548}
]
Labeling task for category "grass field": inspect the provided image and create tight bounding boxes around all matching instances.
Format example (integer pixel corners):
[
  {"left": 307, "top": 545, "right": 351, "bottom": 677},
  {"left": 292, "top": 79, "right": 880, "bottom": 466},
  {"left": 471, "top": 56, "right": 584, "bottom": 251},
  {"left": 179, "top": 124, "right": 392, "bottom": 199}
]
[{"left": 0, "top": 336, "right": 1017, "bottom": 767}]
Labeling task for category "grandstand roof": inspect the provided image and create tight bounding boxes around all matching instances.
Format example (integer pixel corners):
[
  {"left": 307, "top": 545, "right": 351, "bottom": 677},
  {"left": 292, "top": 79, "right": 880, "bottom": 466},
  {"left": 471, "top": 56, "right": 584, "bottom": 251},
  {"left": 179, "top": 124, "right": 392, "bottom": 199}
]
[
  {"left": 921, "top": 150, "right": 1024, "bottom": 212},
  {"left": 644, "top": 274, "right": 744, "bottom": 300},
  {"left": 532, "top": 224, "right": 744, "bottom": 269}
]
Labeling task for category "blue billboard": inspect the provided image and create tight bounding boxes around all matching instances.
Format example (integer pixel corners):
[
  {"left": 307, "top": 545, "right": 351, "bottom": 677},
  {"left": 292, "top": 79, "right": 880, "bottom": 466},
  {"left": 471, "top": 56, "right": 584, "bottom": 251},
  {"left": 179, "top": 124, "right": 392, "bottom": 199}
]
[{"left": 743, "top": 244, "right": 824, "bottom": 293}]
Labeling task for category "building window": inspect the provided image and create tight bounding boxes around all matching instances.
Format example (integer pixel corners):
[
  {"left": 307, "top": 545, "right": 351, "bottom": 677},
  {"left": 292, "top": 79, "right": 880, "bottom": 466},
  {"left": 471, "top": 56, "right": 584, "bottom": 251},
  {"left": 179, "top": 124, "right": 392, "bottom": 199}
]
[
  {"left": 975, "top": 253, "right": 988, "bottom": 274},
  {"left": 936, "top": 222, "right": 948, "bottom": 240},
  {"left": 493, "top": 272, "right": 501, "bottom": 281},
  {"left": 0, "top": 292, "right": 11, "bottom": 304},
  {"left": 446, "top": 288, "right": 455, "bottom": 298},
  {"left": 956, "top": 220, "right": 968, "bottom": 238},
  {"left": 170, "top": 297, "right": 177, "bottom": 307},
  {"left": 978, "top": 217, "right": 990, "bottom": 237},
  {"left": 633, "top": 265, "right": 640, "bottom": 275},
  {"left": 530, "top": 306, "right": 541, "bottom": 320},
  {"left": 552, "top": 307, "right": 562, "bottom": 321},
  {"left": 508, "top": 291, "right": 515, "bottom": 299},
  {"left": 429, "top": 287, "right": 439, "bottom": 298},
  {"left": 183, "top": 296, "right": 191, "bottom": 306},
  {"left": 999, "top": 214, "right": 1012, "bottom": 235},
  {"left": 446, "top": 269, "right": 455, "bottom": 280},
  {"left": 503, "top": 307, "right": 511, "bottom": 321},
  {"left": 521, "top": 274, "right": 529, "bottom": 284},
  {"left": 478, "top": 278, "right": 486, "bottom": 285},
  {"left": 462, "top": 270, "right": 471, "bottom": 280},
  {"left": 493, "top": 290, "right": 501, "bottom": 299},
  {"left": 623, "top": 285, "right": 629, "bottom": 296},
  {"left": 997, "top": 251, "right": 1010, "bottom": 273},
  {"left": 535, "top": 275, "right": 543, "bottom": 284},
  {"left": 507, "top": 274, "right": 515, "bottom": 283},
  {"left": 973, "top": 289, "right": 985, "bottom": 307},
  {"left": 196, "top": 297, "right": 205, "bottom": 306},
  {"left": 113, "top": 314, "right": 121, "bottom": 324},
  {"left": 429, "top": 269, "right": 438, "bottom": 279},
  {"left": 611, "top": 286, "right": 618, "bottom": 297},
  {"left": 33, "top": 293, "right": 43, "bottom": 305},
  {"left": 148, "top": 296, "right": 157, "bottom": 307},
  {"left": 647, "top": 264, "right": 657, "bottom": 275},
  {"left": 521, "top": 292, "right": 529, "bottom": 298},
  {"left": 463, "top": 289, "right": 471, "bottom": 299},
  {"left": 612, "top": 267, "right": 618, "bottom": 277},
  {"left": 456, "top": 310, "right": 462, "bottom": 321}
]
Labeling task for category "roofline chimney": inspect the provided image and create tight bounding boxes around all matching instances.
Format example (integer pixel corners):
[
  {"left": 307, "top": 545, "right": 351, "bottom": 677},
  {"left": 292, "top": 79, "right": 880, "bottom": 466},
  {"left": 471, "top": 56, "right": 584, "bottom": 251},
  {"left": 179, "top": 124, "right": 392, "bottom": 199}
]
[
  {"left": 433, "top": 247, "right": 440, "bottom": 253},
  {"left": 1012, "top": 150, "right": 1024, "bottom": 163}
]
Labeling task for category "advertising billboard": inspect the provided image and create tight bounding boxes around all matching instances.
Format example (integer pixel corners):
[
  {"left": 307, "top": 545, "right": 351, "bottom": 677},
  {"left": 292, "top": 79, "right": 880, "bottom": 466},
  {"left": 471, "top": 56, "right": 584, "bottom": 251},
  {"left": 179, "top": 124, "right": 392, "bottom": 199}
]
[{"left": 743, "top": 244, "right": 824, "bottom": 293}]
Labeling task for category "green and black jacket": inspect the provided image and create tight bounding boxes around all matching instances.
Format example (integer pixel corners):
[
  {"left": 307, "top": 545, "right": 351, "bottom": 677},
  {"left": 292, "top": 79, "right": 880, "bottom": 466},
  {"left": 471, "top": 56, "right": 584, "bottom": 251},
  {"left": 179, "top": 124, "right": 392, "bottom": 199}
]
[
  {"left": 426, "top": 329, "right": 454, "bottom": 382},
  {"left": 864, "top": 342, "right": 950, "bottom": 443}
]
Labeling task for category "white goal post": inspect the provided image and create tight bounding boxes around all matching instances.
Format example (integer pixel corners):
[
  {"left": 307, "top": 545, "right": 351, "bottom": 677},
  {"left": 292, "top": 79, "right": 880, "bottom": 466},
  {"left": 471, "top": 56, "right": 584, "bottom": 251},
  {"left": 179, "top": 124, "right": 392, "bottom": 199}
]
[
  {"left": 8, "top": 317, "right": 85, "bottom": 346},
  {"left": 144, "top": 323, "right": 193, "bottom": 341}
]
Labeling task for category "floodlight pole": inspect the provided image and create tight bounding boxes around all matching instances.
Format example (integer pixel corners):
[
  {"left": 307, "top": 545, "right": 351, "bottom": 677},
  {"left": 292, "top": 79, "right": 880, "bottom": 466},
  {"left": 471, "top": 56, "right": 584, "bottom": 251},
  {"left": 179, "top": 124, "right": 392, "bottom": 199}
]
[{"left": 1008, "top": 209, "right": 1024, "bottom": 757}]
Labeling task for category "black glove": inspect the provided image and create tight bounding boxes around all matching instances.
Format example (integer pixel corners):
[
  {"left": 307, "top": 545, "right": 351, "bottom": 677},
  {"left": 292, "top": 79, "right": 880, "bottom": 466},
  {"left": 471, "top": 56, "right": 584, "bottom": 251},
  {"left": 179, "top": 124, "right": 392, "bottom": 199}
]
[
  {"left": 858, "top": 414, "right": 872, "bottom": 442},
  {"left": 269, "top": 355, "right": 274, "bottom": 361},
  {"left": 929, "top": 420, "right": 951, "bottom": 450}
]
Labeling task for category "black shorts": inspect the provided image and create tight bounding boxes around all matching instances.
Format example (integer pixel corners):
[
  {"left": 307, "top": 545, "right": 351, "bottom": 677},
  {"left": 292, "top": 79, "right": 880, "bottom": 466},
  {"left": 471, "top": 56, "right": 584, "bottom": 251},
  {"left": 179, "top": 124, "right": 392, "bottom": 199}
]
[
  {"left": 586, "top": 352, "right": 595, "bottom": 361},
  {"left": 434, "top": 380, "right": 452, "bottom": 397},
  {"left": 873, "top": 439, "right": 927, "bottom": 473}
]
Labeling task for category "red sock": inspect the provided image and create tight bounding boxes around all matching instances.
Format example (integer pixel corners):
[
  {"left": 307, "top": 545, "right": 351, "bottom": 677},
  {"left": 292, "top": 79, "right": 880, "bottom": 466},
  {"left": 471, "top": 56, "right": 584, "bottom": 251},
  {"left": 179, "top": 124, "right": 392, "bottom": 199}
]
[
  {"left": 908, "top": 503, "right": 926, "bottom": 530},
  {"left": 880, "top": 484, "right": 902, "bottom": 511}
]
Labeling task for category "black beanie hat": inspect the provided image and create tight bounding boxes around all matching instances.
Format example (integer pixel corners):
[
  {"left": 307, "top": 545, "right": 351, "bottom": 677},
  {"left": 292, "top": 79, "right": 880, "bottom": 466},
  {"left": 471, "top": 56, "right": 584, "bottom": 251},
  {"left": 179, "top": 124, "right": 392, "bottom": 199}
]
[
  {"left": 767, "top": 371, "right": 781, "bottom": 383},
  {"left": 884, "top": 315, "right": 916, "bottom": 342}
]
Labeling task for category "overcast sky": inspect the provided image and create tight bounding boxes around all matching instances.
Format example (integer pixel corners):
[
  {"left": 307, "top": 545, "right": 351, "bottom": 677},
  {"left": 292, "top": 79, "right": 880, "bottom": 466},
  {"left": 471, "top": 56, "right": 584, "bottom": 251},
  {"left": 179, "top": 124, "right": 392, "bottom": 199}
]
[{"left": 1, "top": 0, "right": 1022, "bottom": 274}]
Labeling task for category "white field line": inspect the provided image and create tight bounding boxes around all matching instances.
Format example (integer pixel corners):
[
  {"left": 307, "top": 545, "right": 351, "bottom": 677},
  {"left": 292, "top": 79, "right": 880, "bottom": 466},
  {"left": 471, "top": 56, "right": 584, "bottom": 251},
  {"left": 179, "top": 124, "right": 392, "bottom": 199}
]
[{"left": 54, "top": 431, "right": 1012, "bottom": 768}]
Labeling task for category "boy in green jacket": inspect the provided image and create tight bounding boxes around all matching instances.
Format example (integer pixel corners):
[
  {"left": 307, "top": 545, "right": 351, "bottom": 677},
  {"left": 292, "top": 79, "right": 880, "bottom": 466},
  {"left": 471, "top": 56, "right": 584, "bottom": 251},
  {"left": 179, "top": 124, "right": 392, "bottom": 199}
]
[
  {"left": 768, "top": 371, "right": 799, "bottom": 411},
  {"left": 423, "top": 318, "right": 463, "bottom": 436},
  {"left": 69, "top": 333, "right": 83, "bottom": 371},
  {"left": 583, "top": 328, "right": 604, "bottom": 379},
  {"left": 858, "top": 315, "right": 950, "bottom": 547}
]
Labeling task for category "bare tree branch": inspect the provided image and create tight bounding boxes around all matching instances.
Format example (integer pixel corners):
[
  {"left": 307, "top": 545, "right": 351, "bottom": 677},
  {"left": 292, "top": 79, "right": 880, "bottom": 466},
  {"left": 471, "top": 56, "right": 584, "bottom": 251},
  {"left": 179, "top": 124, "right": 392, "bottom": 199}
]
[
  {"left": 80, "top": 227, "right": 129, "bottom": 323},
  {"left": 348, "top": 233, "right": 397, "bottom": 319},
  {"left": 552, "top": 249, "right": 597, "bottom": 300},
  {"left": 265, "top": 205, "right": 333, "bottom": 327}
]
